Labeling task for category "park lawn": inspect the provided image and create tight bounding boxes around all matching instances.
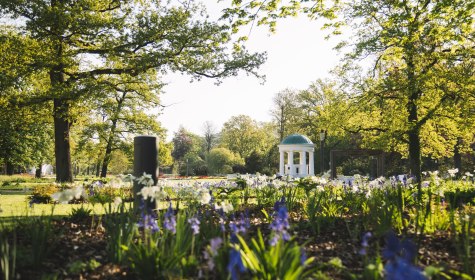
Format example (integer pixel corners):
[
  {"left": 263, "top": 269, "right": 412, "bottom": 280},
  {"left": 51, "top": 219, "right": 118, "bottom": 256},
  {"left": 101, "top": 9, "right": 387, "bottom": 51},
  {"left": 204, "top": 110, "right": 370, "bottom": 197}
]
[{"left": 0, "top": 193, "right": 123, "bottom": 218}]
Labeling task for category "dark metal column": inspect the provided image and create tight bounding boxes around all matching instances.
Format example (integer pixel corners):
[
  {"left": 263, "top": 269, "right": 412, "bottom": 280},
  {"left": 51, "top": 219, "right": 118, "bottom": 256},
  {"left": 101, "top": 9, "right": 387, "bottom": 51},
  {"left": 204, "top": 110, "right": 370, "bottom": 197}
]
[{"left": 133, "top": 135, "right": 158, "bottom": 211}]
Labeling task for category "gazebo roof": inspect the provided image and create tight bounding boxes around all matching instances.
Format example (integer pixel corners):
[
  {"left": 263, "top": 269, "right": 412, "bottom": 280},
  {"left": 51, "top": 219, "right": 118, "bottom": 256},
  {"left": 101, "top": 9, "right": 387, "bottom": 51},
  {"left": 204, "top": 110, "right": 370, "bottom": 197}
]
[{"left": 280, "top": 134, "right": 313, "bottom": 145}]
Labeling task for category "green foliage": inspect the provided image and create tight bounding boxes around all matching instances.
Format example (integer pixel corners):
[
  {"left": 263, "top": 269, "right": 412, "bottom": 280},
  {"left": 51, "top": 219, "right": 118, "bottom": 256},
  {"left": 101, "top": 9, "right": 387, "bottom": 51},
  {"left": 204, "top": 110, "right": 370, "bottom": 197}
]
[
  {"left": 29, "top": 184, "right": 60, "bottom": 204},
  {"left": 207, "top": 147, "right": 243, "bottom": 175},
  {"left": 88, "top": 186, "right": 133, "bottom": 204},
  {"left": 16, "top": 216, "right": 56, "bottom": 270},
  {"left": 67, "top": 259, "right": 101, "bottom": 275},
  {"left": 103, "top": 206, "right": 137, "bottom": 264},
  {"left": 0, "top": 229, "right": 16, "bottom": 280},
  {"left": 126, "top": 212, "right": 194, "bottom": 279},
  {"left": 237, "top": 231, "right": 316, "bottom": 279},
  {"left": 108, "top": 150, "right": 130, "bottom": 175},
  {"left": 220, "top": 115, "right": 277, "bottom": 160},
  {"left": 0, "top": 0, "right": 265, "bottom": 182},
  {"left": 69, "top": 205, "right": 92, "bottom": 223}
]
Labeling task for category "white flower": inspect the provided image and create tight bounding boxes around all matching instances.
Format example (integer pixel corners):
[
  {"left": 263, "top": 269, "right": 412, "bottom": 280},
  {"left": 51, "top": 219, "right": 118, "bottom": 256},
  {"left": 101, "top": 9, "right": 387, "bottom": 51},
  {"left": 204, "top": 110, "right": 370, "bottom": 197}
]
[
  {"left": 447, "top": 168, "right": 459, "bottom": 177},
  {"left": 138, "top": 186, "right": 158, "bottom": 200},
  {"left": 113, "top": 197, "right": 122, "bottom": 207},
  {"left": 121, "top": 174, "right": 136, "bottom": 183},
  {"left": 465, "top": 172, "right": 473, "bottom": 177},
  {"left": 52, "top": 190, "right": 74, "bottom": 204},
  {"left": 199, "top": 191, "right": 211, "bottom": 204},
  {"left": 137, "top": 172, "right": 154, "bottom": 186},
  {"left": 215, "top": 201, "right": 233, "bottom": 213},
  {"left": 72, "top": 186, "right": 84, "bottom": 200}
]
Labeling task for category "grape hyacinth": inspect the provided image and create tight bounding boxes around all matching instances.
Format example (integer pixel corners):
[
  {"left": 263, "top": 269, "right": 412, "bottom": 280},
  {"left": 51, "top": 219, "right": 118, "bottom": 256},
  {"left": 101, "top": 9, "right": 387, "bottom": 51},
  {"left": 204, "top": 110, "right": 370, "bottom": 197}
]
[
  {"left": 269, "top": 197, "right": 290, "bottom": 246},
  {"left": 163, "top": 203, "right": 176, "bottom": 234}
]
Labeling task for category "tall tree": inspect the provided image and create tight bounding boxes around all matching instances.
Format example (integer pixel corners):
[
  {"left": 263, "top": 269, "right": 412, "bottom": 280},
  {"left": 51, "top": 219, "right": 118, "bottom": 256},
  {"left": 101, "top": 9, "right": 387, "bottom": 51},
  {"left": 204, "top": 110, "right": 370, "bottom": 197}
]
[
  {"left": 0, "top": 0, "right": 265, "bottom": 182},
  {"left": 227, "top": 0, "right": 475, "bottom": 188},
  {"left": 90, "top": 73, "right": 163, "bottom": 177},
  {"left": 220, "top": 115, "right": 278, "bottom": 173},
  {"left": 270, "top": 88, "right": 301, "bottom": 141},
  {"left": 202, "top": 121, "right": 218, "bottom": 153}
]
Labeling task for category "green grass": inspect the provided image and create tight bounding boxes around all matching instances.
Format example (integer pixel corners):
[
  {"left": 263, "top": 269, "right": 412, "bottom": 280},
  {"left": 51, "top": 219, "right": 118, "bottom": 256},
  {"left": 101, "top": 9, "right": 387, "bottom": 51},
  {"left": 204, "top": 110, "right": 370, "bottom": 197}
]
[{"left": 0, "top": 193, "right": 125, "bottom": 218}]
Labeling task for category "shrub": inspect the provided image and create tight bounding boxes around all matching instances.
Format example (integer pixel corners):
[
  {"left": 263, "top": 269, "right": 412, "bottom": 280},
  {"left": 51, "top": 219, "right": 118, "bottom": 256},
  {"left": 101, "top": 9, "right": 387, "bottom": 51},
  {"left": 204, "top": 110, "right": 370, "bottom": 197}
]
[
  {"left": 89, "top": 186, "right": 133, "bottom": 204},
  {"left": 69, "top": 206, "right": 93, "bottom": 223},
  {"left": 29, "top": 184, "right": 59, "bottom": 204}
]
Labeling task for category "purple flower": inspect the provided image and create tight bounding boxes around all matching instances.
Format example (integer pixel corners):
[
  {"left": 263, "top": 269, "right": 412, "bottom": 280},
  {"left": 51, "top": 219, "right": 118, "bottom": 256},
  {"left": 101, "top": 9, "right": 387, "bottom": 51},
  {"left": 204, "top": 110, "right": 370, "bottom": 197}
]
[
  {"left": 137, "top": 212, "right": 160, "bottom": 233},
  {"left": 203, "top": 237, "right": 223, "bottom": 271},
  {"left": 359, "top": 232, "right": 372, "bottom": 256},
  {"left": 230, "top": 213, "right": 250, "bottom": 235},
  {"left": 210, "top": 237, "right": 223, "bottom": 255},
  {"left": 382, "top": 231, "right": 426, "bottom": 280},
  {"left": 163, "top": 203, "right": 176, "bottom": 234},
  {"left": 269, "top": 197, "right": 290, "bottom": 246},
  {"left": 188, "top": 217, "right": 200, "bottom": 235}
]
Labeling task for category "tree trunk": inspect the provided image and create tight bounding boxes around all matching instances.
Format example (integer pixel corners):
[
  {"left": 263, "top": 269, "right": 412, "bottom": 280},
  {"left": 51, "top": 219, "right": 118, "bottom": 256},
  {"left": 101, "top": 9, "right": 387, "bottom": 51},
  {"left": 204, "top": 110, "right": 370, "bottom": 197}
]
[
  {"left": 6, "top": 161, "right": 14, "bottom": 175},
  {"left": 95, "top": 161, "right": 101, "bottom": 177},
  {"left": 53, "top": 98, "right": 73, "bottom": 182},
  {"left": 100, "top": 92, "right": 125, "bottom": 178},
  {"left": 408, "top": 128, "right": 422, "bottom": 183},
  {"left": 405, "top": 49, "right": 422, "bottom": 192},
  {"left": 454, "top": 137, "right": 462, "bottom": 174},
  {"left": 100, "top": 141, "right": 114, "bottom": 178},
  {"left": 35, "top": 163, "right": 42, "bottom": 178},
  {"left": 100, "top": 121, "right": 118, "bottom": 178}
]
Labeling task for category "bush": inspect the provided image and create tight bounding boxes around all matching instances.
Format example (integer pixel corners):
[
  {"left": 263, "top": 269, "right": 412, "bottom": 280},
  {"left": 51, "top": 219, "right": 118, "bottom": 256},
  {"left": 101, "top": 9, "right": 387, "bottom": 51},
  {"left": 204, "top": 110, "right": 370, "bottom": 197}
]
[
  {"left": 232, "top": 164, "right": 247, "bottom": 174},
  {"left": 89, "top": 186, "right": 133, "bottom": 204},
  {"left": 29, "top": 184, "right": 59, "bottom": 204}
]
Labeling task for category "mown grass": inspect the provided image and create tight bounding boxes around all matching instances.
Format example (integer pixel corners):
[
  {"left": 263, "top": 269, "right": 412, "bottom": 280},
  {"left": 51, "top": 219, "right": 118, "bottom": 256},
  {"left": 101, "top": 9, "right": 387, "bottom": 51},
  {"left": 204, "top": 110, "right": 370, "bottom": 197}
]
[{"left": 0, "top": 194, "right": 128, "bottom": 218}]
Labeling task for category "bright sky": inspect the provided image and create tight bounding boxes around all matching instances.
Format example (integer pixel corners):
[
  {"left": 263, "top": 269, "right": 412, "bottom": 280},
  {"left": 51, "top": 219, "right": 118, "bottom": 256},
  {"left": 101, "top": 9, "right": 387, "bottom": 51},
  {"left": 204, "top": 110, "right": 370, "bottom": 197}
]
[{"left": 159, "top": 3, "right": 342, "bottom": 141}]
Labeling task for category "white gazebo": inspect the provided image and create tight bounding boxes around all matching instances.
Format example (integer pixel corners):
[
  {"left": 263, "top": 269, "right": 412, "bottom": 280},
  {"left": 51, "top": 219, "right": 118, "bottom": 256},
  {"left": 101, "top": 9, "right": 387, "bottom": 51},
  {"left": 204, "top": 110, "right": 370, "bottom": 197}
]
[{"left": 278, "top": 134, "right": 315, "bottom": 177}]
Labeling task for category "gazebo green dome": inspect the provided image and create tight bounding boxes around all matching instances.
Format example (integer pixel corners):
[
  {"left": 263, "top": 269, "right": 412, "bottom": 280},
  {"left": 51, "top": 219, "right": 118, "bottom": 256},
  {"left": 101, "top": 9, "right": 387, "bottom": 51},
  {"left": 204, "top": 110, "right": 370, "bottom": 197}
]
[{"left": 280, "top": 134, "right": 313, "bottom": 145}]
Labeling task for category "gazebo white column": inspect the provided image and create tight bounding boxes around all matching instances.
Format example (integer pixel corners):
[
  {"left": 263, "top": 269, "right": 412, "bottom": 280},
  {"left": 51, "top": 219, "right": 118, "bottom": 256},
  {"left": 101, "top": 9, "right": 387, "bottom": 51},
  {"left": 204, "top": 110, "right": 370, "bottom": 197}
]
[
  {"left": 309, "top": 151, "right": 315, "bottom": 175},
  {"left": 299, "top": 151, "right": 307, "bottom": 175},
  {"left": 279, "top": 151, "right": 285, "bottom": 175},
  {"left": 287, "top": 151, "right": 294, "bottom": 175},
  {"left": 278, "top": 134, "right": 315, "bottom": 178}
]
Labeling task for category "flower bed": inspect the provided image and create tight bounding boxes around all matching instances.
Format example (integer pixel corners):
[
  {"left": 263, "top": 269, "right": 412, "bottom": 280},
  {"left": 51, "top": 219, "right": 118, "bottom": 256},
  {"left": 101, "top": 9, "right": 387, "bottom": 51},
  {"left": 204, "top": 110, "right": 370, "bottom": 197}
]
[{"left": 1, "top": 172, "right": 473, "bottom": 279}]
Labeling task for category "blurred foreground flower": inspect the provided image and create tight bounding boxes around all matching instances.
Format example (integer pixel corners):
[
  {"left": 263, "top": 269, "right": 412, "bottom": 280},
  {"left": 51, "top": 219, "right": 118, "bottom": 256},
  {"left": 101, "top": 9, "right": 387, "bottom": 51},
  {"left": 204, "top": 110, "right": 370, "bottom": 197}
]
[
  {"left": 51, "top": 187, "right": 86, "bottom": 204},
  {"left": 163, "top": 203, "right": 176, "bottom": 234},
  {"left": 382, "top": 231, "right": 426, "bottom": 280},
  {"left": 269, "top": 197, "right": 290, "bottom": 246}
]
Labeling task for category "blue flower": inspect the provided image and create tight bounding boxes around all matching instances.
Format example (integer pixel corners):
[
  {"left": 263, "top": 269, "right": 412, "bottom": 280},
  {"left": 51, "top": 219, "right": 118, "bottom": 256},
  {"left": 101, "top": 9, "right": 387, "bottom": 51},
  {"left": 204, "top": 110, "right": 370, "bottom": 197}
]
[
  {"left": 269, "top": 197, "right": 290, "bottom": 246},
  {"left": 382, "top": 231, "right": 426, "bottom": 280},
  {"left": 163, "top": 203, "right": 176, "bottom": 234},
  {"left": 300, "top": 248, "right": 308, "bottom": 265},
  {"left": 227, "top": 246, "right": 246, "bottom": 280},
  {"left": 230, "top": 213, "right": 250, "bottom": 235},
  {"left": 359, "top": 232, "right": 372, "bottom": 256}
]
